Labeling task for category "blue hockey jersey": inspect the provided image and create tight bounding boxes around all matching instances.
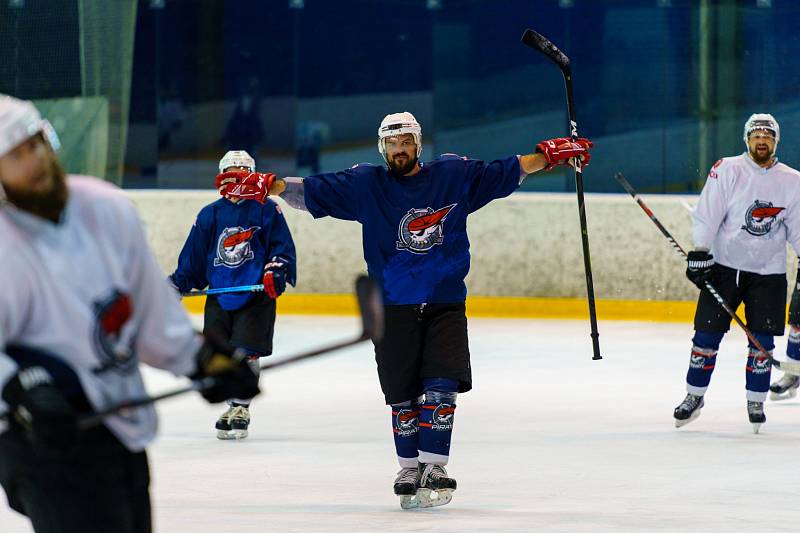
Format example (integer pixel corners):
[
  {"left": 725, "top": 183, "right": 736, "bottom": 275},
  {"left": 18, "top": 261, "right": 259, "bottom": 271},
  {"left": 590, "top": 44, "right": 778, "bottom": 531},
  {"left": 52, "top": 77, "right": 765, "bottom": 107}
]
[
  {"left": 171, "top": 198, "right": 296, "bottom": 311},
  {"left": 303, "top": 154, "right": 522, "bottom": 305}
]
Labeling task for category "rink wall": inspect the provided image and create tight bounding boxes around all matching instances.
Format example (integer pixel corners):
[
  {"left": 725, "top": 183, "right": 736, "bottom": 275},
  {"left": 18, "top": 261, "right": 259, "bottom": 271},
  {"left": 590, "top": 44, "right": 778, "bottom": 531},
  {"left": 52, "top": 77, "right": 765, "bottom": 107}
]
[{"left": 127, "top": 190, "right": 798, "bottom": 322}]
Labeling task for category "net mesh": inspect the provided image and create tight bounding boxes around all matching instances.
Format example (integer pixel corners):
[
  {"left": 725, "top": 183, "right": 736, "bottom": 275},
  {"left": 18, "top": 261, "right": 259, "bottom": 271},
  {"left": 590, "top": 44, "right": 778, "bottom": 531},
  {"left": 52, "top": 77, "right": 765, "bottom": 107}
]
[{"left": 0, "top": 1, "right": 136, "bottom": 184}]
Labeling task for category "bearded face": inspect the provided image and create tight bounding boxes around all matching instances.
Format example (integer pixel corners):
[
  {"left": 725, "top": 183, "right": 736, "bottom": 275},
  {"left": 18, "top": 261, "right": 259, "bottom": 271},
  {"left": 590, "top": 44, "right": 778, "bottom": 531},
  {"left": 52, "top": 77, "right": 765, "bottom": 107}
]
[
  {"left": 383, "top": 133, "right": 419, "bottom": 176},
  {"left": 0, "top": 134, "right": 69, "bottom": 223},
  {"left": 747, "top": 130, "right": 777, "bottom": 166}
]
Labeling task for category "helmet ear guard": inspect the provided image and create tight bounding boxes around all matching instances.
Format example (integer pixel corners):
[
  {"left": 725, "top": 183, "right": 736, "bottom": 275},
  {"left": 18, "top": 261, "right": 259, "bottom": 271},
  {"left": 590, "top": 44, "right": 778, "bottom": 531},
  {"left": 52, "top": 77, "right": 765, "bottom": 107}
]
[{"left": 377, "top": 112, "right": 422, "bottom": 163}]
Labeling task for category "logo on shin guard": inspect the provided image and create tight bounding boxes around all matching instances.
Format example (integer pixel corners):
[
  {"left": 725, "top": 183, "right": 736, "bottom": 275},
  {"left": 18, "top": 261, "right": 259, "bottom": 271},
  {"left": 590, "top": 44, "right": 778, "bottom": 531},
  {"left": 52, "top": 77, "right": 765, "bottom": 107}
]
[
  {"left": 689, "top": 354, "right": 706, "bottom": 369},
  {"left": 748, "top": 354, "right": 771, "bottom": 375},
  {"left": 395, "top": 409, "right": 418, "bottom": 437},
  {"left": 689, "top": 349, "right": 713, "bottom": 370},
  {"left": 432, "top": 404, "right": 455, "bottom": 431}
]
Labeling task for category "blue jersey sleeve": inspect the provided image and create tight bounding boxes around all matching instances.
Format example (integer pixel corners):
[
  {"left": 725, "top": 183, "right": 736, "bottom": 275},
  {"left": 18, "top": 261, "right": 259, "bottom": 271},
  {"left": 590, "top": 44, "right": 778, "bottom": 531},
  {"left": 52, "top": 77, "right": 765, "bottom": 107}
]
[
  {"left": 170, "top": 210, "right": 212, "bottom": 293},
  {"left": 264, "top": 202, "right": 298, "bottom": 287},
  {"left": 462, "top": 155, "right": 522, "bottom": 212},
  {"left": 303, "top": 165, "right": 374, "bottom": 221}
]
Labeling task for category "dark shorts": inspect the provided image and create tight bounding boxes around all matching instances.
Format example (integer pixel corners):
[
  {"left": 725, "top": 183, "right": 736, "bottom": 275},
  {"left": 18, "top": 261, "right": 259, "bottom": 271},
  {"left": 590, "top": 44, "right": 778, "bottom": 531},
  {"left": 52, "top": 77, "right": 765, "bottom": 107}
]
[
  {"left": 373, "top": 303, "right": 472, "bottom": 405},
  {"left": 694, "top": 263, "right": 787, "bottom": 335},
  {"left": 204, "top": 292, "right": 277, "bottom": 356},
  {"left": 0, "top": 426, "right": 151, "bottom": 533}
]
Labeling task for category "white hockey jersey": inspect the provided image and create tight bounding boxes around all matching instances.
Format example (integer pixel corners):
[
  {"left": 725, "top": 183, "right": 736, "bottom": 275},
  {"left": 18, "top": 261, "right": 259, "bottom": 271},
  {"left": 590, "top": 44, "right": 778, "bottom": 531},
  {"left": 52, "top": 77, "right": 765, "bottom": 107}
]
[
  {"left": 0, "top": 176, "right": 202, "bottom": 451},
  {"left": 693, "top": 153, "right": 800, "bottom": 275}
]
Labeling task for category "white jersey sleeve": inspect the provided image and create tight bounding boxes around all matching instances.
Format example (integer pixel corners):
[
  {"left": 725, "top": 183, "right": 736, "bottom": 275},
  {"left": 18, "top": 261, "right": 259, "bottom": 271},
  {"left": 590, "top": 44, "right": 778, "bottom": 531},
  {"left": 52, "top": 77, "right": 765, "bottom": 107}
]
[
  {"left": 693, "top": 159, "right": 732, "bottom": 250},
  {"left": 121, "top": 196, "right": 201, "bottom": 375}
]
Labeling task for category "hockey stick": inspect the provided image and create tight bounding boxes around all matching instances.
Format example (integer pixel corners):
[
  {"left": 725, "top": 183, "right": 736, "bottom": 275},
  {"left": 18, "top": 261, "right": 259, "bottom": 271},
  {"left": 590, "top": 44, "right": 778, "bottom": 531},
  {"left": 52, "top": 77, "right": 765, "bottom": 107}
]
[
  {"left": 521, "top": 28, "right": 601, "bottom": 360},
  {"left": 183, "top": 284, "right": 264, "bottom": 297},
  {"left": 614, "top": 172, "right": 800, "bottom": 375},
  {"left": 76, "top": 275, "right": 384, "bottom": 429}
]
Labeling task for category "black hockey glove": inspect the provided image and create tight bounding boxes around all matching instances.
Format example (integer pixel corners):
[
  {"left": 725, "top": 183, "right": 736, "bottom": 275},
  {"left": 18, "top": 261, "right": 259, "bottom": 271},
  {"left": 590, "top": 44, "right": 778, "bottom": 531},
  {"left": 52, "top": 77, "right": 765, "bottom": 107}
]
[
  {"left": 686, "top": 250, "right": 714, "bottom": 290},
  {"left": 1, "top": 366, "right": 79, "bottom": 452},
  {"left": 193, "top": 333, "right": 260, "bottom": 404}
]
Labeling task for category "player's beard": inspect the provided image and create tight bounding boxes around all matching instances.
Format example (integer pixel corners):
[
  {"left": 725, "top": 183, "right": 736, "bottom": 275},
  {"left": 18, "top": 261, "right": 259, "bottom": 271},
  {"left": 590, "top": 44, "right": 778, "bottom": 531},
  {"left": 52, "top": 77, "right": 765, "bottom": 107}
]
[
  {"left": 749, "top": 144, "right": 774, "bottom": 165},
  {"left": 387, "top": 152, "right": 418, "bottom": 176},
  {"left": 3, "top": 157, "right": 69, "bottom": 223}
]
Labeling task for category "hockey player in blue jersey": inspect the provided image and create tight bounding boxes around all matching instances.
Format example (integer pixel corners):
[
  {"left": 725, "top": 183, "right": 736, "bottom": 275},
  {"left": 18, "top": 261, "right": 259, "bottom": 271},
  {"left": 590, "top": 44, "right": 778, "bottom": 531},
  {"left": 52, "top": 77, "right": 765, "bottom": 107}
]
[
  {"left": 217, "top": 112, "right": 592, "bottom": 507},
  {"left": 170, "top": 150, "right": 296, "bottom": 439}
]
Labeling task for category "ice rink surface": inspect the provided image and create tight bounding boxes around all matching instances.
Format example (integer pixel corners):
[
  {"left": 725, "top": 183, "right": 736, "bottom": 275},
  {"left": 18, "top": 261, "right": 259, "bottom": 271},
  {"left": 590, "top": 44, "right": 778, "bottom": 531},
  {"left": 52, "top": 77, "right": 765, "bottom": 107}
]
[{"left": 3, "top": 316, "right": 800, "bottom": 532}]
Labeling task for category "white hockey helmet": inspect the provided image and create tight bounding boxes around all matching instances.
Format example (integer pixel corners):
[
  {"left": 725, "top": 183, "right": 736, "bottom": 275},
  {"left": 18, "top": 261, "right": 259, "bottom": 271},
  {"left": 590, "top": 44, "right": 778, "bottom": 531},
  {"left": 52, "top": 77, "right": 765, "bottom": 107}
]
[
  {"left": 377, "top": 111, "right": 422, "bottom": 163},
  {"left": 0, "top": 94, "right": 60, "bottom": 159},
  {"left": 219, "top": 150, "right": 255, "bottom": 173},
  {"left": 743, "top": 113, "right": 780, "bottom": 145}
]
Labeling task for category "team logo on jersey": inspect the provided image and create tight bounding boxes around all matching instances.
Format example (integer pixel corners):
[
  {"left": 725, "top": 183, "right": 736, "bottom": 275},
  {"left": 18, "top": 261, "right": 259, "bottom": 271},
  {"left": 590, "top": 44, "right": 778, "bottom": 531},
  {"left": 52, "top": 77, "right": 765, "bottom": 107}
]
[
  {"left": 747, "top": 353, "right": 771, "bottom": 375},
  {"left": 431, "top": 404, "right": 455, "bottom": 431},
  {"left": 214, "top": 226, "right": 261, "bottom": 267},
  {"left": 396, "top": 204, "right": 456, "bottom": 254},
  {"left": 741, "top": 200, "right": 785, "bottom": 236},
  {"left": 93, "top": 290, "right": 136, "bottom": 373},
  {"left": 394, "top": 408, "right": 419, "bottom": 437},
  {"left": 707, "top": 159, "right": 723, "bottom": 180}
]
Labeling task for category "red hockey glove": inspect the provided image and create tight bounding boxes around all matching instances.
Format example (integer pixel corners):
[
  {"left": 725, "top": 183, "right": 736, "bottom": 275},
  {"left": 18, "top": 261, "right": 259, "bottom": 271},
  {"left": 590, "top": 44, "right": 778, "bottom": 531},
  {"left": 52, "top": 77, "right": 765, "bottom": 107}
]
[
  {"left": 262, "top": 257, "right": 288, "bottom": 299},
  {"left": 215, "top": 171, "right": 276, "bottom": 204},
  {"left": 535, "top": 137, "right": 593, "bottom": 170}
]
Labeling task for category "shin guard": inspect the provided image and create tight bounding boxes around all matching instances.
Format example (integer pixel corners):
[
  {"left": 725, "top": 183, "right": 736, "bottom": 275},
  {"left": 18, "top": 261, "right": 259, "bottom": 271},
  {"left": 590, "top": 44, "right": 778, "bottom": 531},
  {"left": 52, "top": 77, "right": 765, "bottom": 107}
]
[
  {"left": 746, "top": 334, "right": 774, "bottom": 401},
  {"left": 391, "top": 400, "right": 420, "bottom": 468},
  {"left": 418, "top": 378, "right": 458, "bottom": 465},
  {"left": 787, "top": 326, "right": 800, "bottom": 361}
]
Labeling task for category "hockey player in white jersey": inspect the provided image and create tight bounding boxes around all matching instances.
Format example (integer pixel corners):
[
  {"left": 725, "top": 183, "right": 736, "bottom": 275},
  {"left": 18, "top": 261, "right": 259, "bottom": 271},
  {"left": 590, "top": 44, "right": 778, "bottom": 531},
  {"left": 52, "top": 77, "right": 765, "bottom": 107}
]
[
  {"left": 0, "top": 94, "right": 260, "bottom": 533},
  {"left": 675, "top": 113, "right": 800, "bottom": 433}
]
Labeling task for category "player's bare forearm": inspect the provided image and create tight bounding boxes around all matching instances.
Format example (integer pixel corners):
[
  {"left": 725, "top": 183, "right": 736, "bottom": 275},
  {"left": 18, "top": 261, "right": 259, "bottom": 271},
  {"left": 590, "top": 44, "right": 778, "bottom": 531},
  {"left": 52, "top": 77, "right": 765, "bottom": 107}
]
[
  {"left": 518, "top": 153, "right": 549, "bottom": 175},
  {"left": 271, "top": 177, "right": 308, "bottom": 211}
]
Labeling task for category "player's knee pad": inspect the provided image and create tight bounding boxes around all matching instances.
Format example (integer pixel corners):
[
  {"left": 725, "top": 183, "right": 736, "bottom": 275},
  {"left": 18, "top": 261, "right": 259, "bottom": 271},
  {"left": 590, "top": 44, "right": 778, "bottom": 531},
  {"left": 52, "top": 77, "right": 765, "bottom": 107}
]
[
  {"left": 422, "top": 377, "right": 458, "bottom": 405},
  {"left": 692, "top": 330, "right": 724, "bottom": 351},
  {"left": 749, "top": 332, "right": 775, "bottom": 352}
]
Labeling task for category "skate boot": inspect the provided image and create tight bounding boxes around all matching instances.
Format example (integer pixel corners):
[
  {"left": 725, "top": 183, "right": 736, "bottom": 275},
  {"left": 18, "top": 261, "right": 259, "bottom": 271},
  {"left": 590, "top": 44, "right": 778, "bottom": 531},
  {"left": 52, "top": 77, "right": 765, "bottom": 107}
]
[
  {"left": 215, "top": 405, "right": 235, "bottom": 439},
  {"left": 229, "top": 404, "right": 250, "bottom": 439},
  {"left": 747, "top": 401, "right": 766, "bottom": 434},
  {"left": 673, "top": 393, "right": 704, "bottom": 428},
  {"left": 394, "top": 467, "right": 420, "bottom": 509},
  {"left": 412, "top": 463, "right": 456, "bottom": 509},
  {"left": 769, "top": 373, "right": 799, "bottom": 401},
  {"left": 216, "top": 404, "right": 250, "bottom": 440}
]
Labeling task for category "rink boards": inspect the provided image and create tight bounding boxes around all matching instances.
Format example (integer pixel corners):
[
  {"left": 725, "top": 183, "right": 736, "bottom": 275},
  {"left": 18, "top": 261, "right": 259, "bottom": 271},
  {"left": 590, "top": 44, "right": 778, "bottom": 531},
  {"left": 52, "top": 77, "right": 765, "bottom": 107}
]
[{"left": 130, "top": 189, "right": 797, "bottom": 322}]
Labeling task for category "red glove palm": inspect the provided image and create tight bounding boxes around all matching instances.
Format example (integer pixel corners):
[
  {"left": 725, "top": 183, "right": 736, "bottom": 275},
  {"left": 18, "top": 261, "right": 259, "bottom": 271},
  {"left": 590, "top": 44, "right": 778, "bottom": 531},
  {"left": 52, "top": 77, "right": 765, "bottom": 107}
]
[
  {"left": 535, "top": 137, "right": 593, "bottom": 170},
  {"left": 215, "top": 171, "right": 276, "bottom": 204}
]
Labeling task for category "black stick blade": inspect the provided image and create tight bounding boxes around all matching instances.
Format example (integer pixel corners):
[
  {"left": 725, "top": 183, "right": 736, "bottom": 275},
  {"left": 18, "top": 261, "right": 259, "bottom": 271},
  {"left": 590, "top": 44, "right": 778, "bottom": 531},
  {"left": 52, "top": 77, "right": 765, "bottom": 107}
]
[
  {"left": 354, "top": 275, "right": 384, "bottom": 342},
  {"left": 521, "top": 29, "right": 570, "bottom": 71},
  {"left": 614, "top": 172, "right": 637, "bottom": 196}
]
